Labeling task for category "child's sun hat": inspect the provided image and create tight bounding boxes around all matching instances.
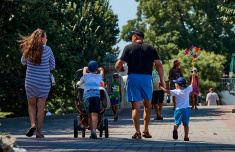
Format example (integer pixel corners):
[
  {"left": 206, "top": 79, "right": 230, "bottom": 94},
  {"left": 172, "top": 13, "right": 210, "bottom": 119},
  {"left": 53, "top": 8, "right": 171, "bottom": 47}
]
[
  {"left": 173, "top": 77, "right": 187, "bottom": 88},
  {"left": 191, "top": 67, "right": 197, "bottom": 72},
  {"left": 174, "top": 60, "right": 181, "bottom": 66},
  {"left": 113, "top": 73, "right": 119, "bottom": 76},
  {"left": 88, "top": 61, "right": 98, "bottom": 72}
]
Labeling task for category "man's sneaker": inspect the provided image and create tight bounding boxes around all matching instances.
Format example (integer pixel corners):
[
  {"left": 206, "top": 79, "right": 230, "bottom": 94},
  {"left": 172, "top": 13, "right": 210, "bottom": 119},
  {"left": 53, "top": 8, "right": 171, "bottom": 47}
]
[
  {"left": 173, "top": 130, "right": 178, "bottom": 140},
  {"left": 195, "top": 107, "right": 198, "bottom": 110},
  {"left": 132, "top": 132, "right": 141, "bottom": 139},
  {"left": 89, "top": 132, "right": 97, "bottom": 139},
  {"left": 142, "top": 131, "right": 152, "bottom": 138}
]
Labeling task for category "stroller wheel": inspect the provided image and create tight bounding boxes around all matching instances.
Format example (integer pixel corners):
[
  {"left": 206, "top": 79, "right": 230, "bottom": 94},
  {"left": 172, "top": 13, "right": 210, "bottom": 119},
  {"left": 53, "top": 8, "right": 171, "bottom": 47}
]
[
  {"left": 99, "top": 129, "right": 103, "bottom": 138},
  {"left": 82, "top": 130, "right": 85, "bottom": 138},
  {"left": 74, "top": 118, "right": 78, "bottom": 138},
  {"left": 104, "top": 118, "right": 109, "bottom": 138}
]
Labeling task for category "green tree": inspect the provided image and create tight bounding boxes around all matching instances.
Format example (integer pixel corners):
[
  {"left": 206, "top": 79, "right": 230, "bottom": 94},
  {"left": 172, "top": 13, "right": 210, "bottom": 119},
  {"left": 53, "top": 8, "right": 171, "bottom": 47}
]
[
  {"left": 163, "top": 50, "right": 226, "bottom": 104},
  {"left": 120, "top": 0, "right": 234, "bottom": 72},
  {"left": 0, "top": 0, "right": 119, "bottom": 116},
  {"left": 218, "top": 0, "right": 235, "bottom": 24}
]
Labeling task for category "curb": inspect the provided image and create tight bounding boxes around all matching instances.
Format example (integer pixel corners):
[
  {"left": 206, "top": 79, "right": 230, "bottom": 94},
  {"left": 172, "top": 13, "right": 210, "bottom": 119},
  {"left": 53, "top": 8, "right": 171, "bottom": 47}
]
[
  {"left": 0, "top": 113, "right": 78, "bottom": 125},
  {"left": 0, "top": 112, "right": 115, "bottom": 125}
]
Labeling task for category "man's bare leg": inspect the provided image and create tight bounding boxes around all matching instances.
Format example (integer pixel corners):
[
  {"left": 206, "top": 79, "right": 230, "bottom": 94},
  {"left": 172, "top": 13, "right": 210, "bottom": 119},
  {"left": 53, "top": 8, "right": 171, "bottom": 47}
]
[
  {"left": 131, "top": 101, "right": 140, "bottom": 133},
  {"left": 143, "top": 99, "right": 152, "bottom": 132}
]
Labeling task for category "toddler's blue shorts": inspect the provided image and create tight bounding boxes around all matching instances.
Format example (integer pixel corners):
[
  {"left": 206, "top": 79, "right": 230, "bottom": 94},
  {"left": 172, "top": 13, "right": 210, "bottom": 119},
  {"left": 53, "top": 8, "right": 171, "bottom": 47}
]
[
  {"left": 126, "top": 73, "right": 153, "bottom": 102},
  {"left": 110, "top": 97, "right": 119, "bottom": 106},
  {"left": 174, "top": 108, "right": 191, "bottom": 125}
]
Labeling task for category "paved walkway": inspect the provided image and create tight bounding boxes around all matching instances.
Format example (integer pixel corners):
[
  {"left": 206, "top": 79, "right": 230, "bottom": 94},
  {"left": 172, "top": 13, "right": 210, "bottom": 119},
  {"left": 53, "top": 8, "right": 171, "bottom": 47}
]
[{"left": 1, "top": 106, "right": 235, "bottom": 152}]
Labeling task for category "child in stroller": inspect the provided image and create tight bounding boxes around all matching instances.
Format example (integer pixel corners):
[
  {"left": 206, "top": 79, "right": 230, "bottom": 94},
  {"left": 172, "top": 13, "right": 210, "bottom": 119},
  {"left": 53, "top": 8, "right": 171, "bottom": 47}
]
[{"left": 74, "top": 61, "right": 110, "bottom": 139}]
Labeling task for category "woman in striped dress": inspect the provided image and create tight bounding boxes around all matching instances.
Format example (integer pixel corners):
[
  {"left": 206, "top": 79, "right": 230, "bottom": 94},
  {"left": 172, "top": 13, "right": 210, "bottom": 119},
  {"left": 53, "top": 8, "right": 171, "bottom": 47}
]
[{"left": 19, "top": 29, "right": 55, "bottom": 138}]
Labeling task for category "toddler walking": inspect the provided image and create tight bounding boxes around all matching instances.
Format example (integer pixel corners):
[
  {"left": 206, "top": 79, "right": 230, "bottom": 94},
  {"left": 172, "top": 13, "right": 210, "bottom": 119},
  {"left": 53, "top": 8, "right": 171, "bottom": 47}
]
[
  {"left": 160, "top": 70, "right": 196, "bottom": 141},
  {"left": 82, "top": 61, "right": 104, "bottom": 139}
]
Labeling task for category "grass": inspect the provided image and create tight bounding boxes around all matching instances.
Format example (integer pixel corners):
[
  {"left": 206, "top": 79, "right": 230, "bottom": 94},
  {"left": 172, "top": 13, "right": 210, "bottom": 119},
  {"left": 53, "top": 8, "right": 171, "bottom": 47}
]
[
  {"left": 0, "top": 112, "right": 12, "bottom": 135},
  {"left": 0, "top": 112, "right": 13, "bottom": 119}
]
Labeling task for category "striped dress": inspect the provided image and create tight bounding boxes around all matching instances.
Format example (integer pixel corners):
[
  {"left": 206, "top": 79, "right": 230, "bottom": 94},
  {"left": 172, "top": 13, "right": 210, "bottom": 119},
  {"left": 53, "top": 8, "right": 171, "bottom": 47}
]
[{"left": 21, "top": 45, "right": 55, "bottom": 99}]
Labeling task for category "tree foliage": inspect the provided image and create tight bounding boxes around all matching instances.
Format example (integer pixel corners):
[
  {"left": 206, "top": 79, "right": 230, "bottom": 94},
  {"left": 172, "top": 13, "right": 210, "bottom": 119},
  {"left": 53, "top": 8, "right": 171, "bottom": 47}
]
[
  {"left": 218, "top": 0, "right": 235, "bottom": 24},
  {"left": 120, "top": 0, "right": 234, "bottom": 73},
  {"left": 163, "top": 50, "right": 226, "bottom": 104},
  {"left": 0, "top": 0, "right": 119, "bottom": 116}
]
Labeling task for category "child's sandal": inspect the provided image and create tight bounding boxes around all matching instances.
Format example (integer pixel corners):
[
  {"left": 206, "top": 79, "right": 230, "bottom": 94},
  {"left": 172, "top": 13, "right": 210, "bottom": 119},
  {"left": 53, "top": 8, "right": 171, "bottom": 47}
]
[
  {"left": 173, "top": 129, "right": 178, "bottom": 140},
  {"left": 184, "top": 137, "right": 189, "bottom": 141}
]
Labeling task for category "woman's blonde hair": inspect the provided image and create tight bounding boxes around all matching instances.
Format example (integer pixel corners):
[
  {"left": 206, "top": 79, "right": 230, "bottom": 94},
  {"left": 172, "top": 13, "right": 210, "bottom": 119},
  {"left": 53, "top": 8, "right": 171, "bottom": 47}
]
[{"left": 18, "top": 28, "right": 45, "bottom": 65}]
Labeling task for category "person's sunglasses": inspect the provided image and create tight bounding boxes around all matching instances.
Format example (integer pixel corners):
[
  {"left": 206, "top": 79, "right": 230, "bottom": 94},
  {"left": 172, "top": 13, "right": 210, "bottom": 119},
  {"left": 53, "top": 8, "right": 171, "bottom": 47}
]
[{"left": 113, "top": 77, "right": 119, "bottom": 78}]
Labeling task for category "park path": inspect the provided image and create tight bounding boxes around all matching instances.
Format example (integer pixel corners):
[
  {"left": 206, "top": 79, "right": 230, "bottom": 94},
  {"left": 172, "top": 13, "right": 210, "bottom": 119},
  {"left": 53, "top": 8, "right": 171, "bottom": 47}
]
[{"left": 0, "top": 105, "right": 235, "bottom": 152}]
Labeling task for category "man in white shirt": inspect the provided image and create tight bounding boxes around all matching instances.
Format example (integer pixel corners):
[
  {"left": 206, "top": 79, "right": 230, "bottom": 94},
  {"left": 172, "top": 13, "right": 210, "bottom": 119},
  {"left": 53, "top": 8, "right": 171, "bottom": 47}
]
[{"left": 206, "top": 88, "right": 220, "bottom": 106}]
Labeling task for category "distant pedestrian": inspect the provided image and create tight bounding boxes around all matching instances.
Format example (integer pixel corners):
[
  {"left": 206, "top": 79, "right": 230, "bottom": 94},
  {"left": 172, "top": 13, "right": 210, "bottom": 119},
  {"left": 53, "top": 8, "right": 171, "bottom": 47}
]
[
  {"left": 169, "top": 60, "right": 183, "bottom": 110},
  {"left": 160, "top": 70, "right": 196, "bottom": 141},
  {"left": 152, "top": 61, "right": 169, "bottom": 120},
  {"left": 19, "top": 29, "right": 55, "bottom": 138},
  {"left": 206, "top": 88, "right": 220, "bottom": 106},
  {"left": 115, "top": 29, "right": 164, "bottom": 139},
  {"left": 190, "top": 67, "right": 200, "bottom": 110},
  {"left": 109, "top": 73, "right": 122, "bottom": 122}
]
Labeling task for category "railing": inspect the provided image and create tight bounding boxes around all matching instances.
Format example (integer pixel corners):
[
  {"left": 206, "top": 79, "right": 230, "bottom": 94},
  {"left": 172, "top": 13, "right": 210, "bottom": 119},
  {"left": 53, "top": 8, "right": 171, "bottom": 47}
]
[{"left": 218, "top": 78, "right": 235, "bottom": 95}]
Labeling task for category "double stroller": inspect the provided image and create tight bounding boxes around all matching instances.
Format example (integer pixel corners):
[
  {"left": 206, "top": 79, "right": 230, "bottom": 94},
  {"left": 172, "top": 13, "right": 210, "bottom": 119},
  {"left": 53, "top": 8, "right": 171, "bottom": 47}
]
[{"left": 73, "top": 69, "right": 110, "bottom": 138}]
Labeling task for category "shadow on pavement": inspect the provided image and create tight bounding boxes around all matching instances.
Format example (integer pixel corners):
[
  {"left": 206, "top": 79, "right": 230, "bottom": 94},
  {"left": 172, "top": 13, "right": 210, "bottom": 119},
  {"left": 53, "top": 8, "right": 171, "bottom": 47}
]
[{"left": 16, "top": 136, "right": 235, "bottom": 151}]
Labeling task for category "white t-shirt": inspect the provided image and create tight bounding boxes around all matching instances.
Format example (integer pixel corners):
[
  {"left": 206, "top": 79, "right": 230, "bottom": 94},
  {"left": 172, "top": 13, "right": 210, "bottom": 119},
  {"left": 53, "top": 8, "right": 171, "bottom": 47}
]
[
  {"left": 83, "top": 73, "right": 102, "bottom": 99},
  {"left": 170, "top": 85, "right": 193, "bottom": 110},
  {"left": 206, "top": 92, "right": 219, "bottom": 106}
]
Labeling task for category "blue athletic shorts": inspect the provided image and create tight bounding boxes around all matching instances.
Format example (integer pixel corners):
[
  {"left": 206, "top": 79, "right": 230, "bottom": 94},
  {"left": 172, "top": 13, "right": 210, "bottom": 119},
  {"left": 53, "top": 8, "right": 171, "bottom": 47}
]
[
  {"left": 126, "top": 74, "right": 153, "bottom": 102},
  {"left": 110, "top": 97, "right": 119, "bottom": 106},
  {"left": 174, "top": 108, "right": 191, "bottom": 125}
]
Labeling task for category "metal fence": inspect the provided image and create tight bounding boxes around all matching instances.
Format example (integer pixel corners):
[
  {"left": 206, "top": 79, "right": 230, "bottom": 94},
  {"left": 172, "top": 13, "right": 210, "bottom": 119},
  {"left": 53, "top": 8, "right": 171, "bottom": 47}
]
[{"left": 218, "top": 78, "right": 235, "bottom": 91}]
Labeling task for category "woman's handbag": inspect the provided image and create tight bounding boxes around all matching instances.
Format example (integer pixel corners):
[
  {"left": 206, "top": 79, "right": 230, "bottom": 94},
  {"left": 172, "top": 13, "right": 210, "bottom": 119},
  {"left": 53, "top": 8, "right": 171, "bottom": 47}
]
[
  {"left": 166, "top": 95, "right": 171, "bottom": 103},
  {"left": 198, "top": 96, "right": 201, "bottom": 103}
]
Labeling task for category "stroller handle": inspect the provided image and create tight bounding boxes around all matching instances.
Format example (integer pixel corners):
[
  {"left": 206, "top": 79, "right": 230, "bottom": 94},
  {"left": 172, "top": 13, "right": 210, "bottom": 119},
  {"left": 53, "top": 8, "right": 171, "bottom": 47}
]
[{"left": 74, "top": 68, "right": 83, "bottom": 81}]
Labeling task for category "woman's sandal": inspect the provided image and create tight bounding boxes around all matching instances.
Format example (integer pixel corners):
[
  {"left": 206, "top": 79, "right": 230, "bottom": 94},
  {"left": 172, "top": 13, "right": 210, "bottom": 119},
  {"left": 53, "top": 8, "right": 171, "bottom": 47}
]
[
  {"left": 26, "top": 127, "right": 36, "bottom": 137},
  {"left": 36, "top": 134, "right": 45, "bottom": 138}
]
